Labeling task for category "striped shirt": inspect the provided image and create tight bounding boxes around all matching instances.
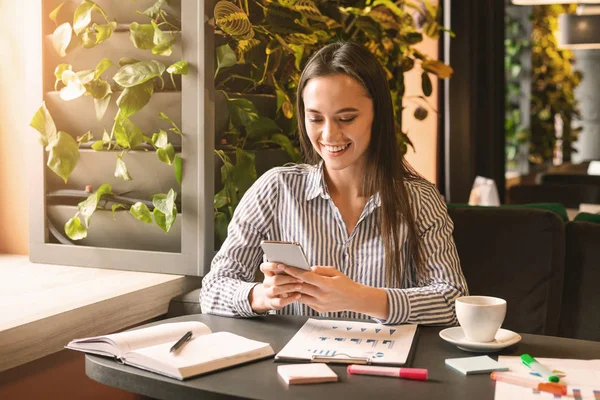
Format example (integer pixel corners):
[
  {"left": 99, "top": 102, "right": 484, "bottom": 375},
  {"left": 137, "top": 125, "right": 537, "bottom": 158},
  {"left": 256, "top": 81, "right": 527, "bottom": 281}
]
[{"left": 200, "top": 163, "right": 468, "bottom": 325}]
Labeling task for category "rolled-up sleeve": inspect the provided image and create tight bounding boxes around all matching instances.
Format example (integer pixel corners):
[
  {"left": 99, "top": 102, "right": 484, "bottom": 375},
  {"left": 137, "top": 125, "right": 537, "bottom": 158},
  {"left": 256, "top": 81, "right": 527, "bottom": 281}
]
[
  {"left": 200, "top": 169, "right": 280, "bottom": 317},
  {"left": 375, "top": 182, "right": 468, "bottom": 325}
]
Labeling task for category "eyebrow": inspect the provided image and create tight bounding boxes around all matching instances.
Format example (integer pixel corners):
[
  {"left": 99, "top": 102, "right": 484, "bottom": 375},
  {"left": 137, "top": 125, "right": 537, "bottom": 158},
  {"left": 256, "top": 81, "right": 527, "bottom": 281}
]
[{"left": 305, "top": 107, "right": 359, "bottom": 114}]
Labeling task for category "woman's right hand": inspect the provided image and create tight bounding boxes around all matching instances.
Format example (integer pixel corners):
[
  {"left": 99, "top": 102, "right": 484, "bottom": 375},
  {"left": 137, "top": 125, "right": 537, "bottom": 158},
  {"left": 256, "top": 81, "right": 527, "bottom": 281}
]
[{"left": 249, "top": 262, "right": 303, "bottom": 313}]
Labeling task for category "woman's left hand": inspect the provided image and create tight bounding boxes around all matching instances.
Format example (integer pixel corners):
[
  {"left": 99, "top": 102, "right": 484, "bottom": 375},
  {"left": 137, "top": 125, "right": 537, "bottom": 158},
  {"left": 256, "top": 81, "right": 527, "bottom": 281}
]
[{"left": 283, "top": 265, "right": 363, "bottom": 313}]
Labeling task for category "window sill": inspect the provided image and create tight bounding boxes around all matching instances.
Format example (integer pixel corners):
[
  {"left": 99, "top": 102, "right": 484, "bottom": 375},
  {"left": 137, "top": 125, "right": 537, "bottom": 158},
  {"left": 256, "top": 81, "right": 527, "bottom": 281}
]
[{"left": 0, "top": 254, "right": 200, "bottom": 372}]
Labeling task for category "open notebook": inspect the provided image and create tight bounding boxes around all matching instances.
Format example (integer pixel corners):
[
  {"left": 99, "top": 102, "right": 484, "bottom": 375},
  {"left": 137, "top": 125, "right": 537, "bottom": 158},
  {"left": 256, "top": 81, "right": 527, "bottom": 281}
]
[{"left": 66, "top": 321, "right": 274, "bottom": 380}]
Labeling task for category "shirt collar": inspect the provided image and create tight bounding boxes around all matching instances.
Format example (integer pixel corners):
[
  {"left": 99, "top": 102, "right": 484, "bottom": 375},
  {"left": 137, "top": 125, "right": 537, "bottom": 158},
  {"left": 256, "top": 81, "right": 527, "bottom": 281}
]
[
  {"left": 305, "top": 161, "right": 382, "bottom": 210},
  {"left": 306, "top": 161, "right": 330, "bottom": 201}
]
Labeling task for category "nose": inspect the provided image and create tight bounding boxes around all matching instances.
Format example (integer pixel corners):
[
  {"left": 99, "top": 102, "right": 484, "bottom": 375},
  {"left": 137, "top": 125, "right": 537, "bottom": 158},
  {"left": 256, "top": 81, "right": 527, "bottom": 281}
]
[{"left": 321, "top": 119, "right": 340, "bottom": 142}]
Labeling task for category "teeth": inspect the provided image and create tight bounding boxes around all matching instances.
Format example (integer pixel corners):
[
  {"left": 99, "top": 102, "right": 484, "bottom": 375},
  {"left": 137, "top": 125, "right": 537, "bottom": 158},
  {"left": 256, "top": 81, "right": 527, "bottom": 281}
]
[{"left": 324, "top": 143, "right": 350, "bottom": 153}]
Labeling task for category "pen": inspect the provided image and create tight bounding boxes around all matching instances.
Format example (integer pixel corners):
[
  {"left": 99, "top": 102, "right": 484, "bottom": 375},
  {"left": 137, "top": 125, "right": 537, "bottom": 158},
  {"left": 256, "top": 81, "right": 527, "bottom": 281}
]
[
  {"left": 520, "top": 354, "right": 560, "bottom": 383},
  {"left": 170, "top": 331, "right": 192, "bottom": 353},
  {"left": 490, "top": 372, "right": 567, "bottom": 396},
  {"left": 347, "top": 365, "right": 428, "bottom": 381}
]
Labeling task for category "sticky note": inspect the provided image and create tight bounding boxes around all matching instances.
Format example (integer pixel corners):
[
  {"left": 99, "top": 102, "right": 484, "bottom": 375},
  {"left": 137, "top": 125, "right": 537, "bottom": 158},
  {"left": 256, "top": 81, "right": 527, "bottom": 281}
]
[
  {"left": 277, "top": 363, "right": 338, "bottom": 384},
  {"left": 445, "top": 356, "right": 509, "bottom": 375}
]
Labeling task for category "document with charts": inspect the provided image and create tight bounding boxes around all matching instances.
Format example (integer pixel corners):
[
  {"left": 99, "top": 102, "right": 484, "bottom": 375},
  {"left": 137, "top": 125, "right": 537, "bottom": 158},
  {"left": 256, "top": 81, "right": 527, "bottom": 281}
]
[
  {"left": 275, "top": 318, "right": 418, "bottom": 365},
  {"left": 495, "top": 357, "right": 600, "bottom": 400}
]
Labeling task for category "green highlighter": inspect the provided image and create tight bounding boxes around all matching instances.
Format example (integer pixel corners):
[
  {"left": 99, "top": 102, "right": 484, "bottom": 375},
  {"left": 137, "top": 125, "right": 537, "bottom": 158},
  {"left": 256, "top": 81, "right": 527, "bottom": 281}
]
[{"left": 521, "top": 354, "right": 560, "bottom": 383}]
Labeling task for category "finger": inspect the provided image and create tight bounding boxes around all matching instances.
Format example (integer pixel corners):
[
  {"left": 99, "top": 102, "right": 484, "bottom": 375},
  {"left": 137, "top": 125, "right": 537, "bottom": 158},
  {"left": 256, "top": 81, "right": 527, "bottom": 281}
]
[
  {"left": 294, "top": 282, "right": 320, "bottom": 297},
  {"left": 272, "top": 274, "right": 303, "bottom": 286},
  {"left": 283, "top": 266, "right": 326, "bottom": 287},
  {"left": 268, "top": 293, "right": 301, "bottom": 310},
  {"left": 260, "top": 262, "right": 285, "bottom": 276},
  {"left": 311, "top": 265, "right": 340, "bottom": 277},
  {"left": 269, "top": 283, "right": 303, "bottom": 297},
  {"left": 296, "top": 293, "right": 320, "bottom": 309}
]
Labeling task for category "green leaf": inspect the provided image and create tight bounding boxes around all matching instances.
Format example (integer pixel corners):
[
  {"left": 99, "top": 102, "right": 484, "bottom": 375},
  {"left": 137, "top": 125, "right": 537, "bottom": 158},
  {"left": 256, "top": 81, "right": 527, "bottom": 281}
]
[
  {"left": 215, "top": 44, "right": 237, "bottom": 78},
  {"left": 94, "top": 94, "right": 111, "bottom": 121},
  {"left": 214, "top": 211, "right": 229, "bottom": 245},
  {"left": 157, "top": 143, "right": 175, "bottom": 165},
  {"left": 130, "top": 202, "right": 153, "bottom": 224},
  {"left": 114, "top": 117, "right": 143, "bottom": 149},
  {"left": 86, "top": 79, "right": 111, "bottom": 99},
  {"left": 214, "top": 188, "right": 228, "bottom": 209},
  {"left": 246, "top": 117, "right": 281, "bottom": 141},
  {"left": 224, "top": 95, "right": 259, "bottom": 128},
  {"left": 270, "top": 133, "right": 300, "bottom": 162},
  {"left": 232, "top": 148, "right": 256, "bottom": 195},
  {"left": 151, "top": 21, "right": 174, "bottom": 56},
  {"left": 65, "top": 216, "right": 87, "bottom": 240},
  {"left": 47, "top": 131, "right": 80, "bottom": 183},
  {"left": 54, "top": 64, "right": 72, "bottom": 89},
  {"left": 112, "top": 60, "right": 165, "bottom": 88},
  {"left": 73, "top": 0, "right": 96, "bottom": 35},
  {"left": 77, "top": 131, "right": 93, "bottom": 143},
  {"left": 78, "top": 183, "right": 112, "bottom": 227},
  {"left": 158, "top": 112, "right": 182, "bottom": 135},
  {"left": 152, "top": 189, "right": 177, "bottom": 233},
  {"left": 152, "top": 129, "right": 169, "bottom": 148},
  {"left": 59, "top": 70, "right": 86, "bottom": 101},
  {"left": 114, "top": 155, "right": 132, "bottom": 181},
  {"left": 49, "top": 3, "right": 65, "bottom": 25},
  {"left": 421, "top": 72, "right": 432, "bottom": 97},
  {"left": 275, "top": 88, "right": 285, "bottom": 112},
  {"left": 174, "top": 155, "right": 182, "bottom": 185},
  {"left": 94, "top": 58, "right": 114, "bottom": 80},
  {"left": 116, "top": 79, "right": 154, "bottom": 118},
  {"left": 111, "top": 204, "right": 126, "bottom": 220},
  {"left": 167, "top": 61, "right": 188, "bottom": 75},
  {"left": 129, "top": 22, "right": 155, "bottom": 50},
  {"left": 30, "top": 102, "right": 57, "bottom": 147},
  {"left": 142, "top": 0, "right": 167, "bottom": 19},
  {"left": 94, "top": 22, "right": 116, "bottom": 44},
  {"left": 52, "top": 22, "right": 72, "bottom": 57},
  {"left": 91, "top": 140, "right": 104, "bottom": 150}
]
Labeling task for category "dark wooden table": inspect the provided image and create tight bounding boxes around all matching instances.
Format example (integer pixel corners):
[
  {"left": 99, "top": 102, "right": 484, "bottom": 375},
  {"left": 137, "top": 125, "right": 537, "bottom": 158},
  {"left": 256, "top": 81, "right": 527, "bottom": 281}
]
[{"left": 86, "top": 314, "right": 600, "bottom": 400}]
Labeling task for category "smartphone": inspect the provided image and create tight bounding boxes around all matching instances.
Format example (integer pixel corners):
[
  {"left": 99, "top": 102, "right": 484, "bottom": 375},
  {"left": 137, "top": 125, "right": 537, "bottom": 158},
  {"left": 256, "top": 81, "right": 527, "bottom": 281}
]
[{"left": 260, "top": 240, "right": 311, "bottom": 271}]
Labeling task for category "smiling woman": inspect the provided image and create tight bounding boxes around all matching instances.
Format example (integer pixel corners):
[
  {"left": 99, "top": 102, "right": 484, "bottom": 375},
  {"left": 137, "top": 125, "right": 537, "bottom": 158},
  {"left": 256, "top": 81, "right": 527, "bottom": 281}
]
[{"left": 200, "top": 42, "right": 468, "bottom": 326}]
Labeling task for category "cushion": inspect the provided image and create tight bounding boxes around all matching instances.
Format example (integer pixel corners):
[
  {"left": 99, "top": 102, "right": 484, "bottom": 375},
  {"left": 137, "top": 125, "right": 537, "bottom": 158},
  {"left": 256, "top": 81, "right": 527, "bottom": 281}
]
[
  {"left": 559, "top": 222, "right": 600, "bottom": 341},
  {"left": 574, "top": 212, "right": 600, "bottom": 224},
  {"left": 447, "top": 203, "right": 569, "bottom": 222},
  {"left": 448, "top": 207, "right": 565, "bottom": 335}
]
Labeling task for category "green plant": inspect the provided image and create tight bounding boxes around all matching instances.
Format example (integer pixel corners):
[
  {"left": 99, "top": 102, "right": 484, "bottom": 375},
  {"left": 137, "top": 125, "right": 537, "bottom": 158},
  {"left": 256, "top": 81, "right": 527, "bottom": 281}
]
[
  {"left": 212, "top": 0, "right": 453, "bottom": 244},
  {"left": 530, "top": 4, "right": 582, "bottom": 165},
  {"left": 29, "top": 0, "right": 187, "bottom": 240},
  {"left": 504, "top": 13, "right": 530, "bottom": 170}
]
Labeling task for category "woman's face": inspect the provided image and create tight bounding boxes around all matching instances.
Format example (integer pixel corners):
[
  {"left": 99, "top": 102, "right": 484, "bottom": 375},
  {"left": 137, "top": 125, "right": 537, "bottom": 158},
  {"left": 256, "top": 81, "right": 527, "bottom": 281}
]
[{"left": 302, "top": 74, "right": 374, "bottom": 173}]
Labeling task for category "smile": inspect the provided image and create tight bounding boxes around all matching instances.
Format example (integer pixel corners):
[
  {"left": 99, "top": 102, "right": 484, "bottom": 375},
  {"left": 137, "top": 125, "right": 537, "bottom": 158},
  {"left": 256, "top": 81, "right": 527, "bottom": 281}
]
[{"left": 323, "top": 143, "right": 351, "bottom": 153}]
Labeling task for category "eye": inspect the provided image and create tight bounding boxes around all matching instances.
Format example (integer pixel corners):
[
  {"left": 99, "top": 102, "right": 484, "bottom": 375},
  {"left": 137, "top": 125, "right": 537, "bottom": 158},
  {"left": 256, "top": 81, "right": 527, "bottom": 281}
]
[
  {"left": 307, "top": 117, "right": 323, "bottom": 123},
  {"left": 339, "top": 116, "right": 356, "bottom": 123}
]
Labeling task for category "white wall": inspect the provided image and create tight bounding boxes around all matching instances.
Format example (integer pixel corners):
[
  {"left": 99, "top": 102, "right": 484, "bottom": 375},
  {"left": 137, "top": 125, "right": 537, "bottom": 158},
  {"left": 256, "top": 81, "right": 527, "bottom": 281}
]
[{"left": 0, "top": 0, "right": 31, "bottom": 254}]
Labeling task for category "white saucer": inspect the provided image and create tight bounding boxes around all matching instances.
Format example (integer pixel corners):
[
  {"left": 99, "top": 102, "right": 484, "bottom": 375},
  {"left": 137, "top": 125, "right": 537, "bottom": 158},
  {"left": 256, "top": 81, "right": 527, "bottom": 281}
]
[{"left": 439, "top": 327, "right": 522, "bottom": 352}]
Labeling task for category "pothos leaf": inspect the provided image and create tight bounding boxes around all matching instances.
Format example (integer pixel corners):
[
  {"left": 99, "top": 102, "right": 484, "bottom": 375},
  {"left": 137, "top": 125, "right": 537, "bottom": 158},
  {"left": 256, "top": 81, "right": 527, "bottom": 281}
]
[
  {"left": 65, "top": 216, "right": 87, "bottom": 240},
  {"left": 46, "top": 131, "right": 80, "bottom": 183},
  {"left": 130, "top": 202, "right": 153, "bottom": 224}
]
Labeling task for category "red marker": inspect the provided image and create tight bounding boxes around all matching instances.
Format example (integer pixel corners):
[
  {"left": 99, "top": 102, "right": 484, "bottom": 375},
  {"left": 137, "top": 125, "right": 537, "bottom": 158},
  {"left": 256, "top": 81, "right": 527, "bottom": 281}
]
[{"left": 347, "top": 365, "right": 428, "bottom": 381}]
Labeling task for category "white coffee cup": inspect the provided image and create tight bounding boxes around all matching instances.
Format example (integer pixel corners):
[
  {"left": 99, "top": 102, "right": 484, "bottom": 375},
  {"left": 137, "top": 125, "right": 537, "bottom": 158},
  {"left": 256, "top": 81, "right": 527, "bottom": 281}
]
[{"left": 455, "top": 296, "right": 507, "bottom": 343}]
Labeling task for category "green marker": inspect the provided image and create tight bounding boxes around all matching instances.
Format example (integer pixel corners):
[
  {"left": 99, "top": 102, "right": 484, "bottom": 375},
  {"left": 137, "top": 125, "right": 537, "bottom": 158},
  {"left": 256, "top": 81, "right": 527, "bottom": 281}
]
[{"left": 521, "top": 354, "right": 560, "bottom": 383}]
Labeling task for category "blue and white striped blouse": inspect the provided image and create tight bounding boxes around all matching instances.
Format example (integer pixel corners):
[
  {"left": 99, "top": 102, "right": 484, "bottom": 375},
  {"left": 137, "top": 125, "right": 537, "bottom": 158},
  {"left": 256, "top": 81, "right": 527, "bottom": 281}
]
[{"left": 200, "top": 163, "right": 468, "bottom": 325}]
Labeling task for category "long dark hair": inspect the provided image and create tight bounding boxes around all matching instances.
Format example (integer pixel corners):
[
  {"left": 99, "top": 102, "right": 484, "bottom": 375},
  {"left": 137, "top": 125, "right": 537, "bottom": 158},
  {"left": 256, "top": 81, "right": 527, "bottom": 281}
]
[{"left": 296, "top": 41, "right": 424, "bottom": 286}]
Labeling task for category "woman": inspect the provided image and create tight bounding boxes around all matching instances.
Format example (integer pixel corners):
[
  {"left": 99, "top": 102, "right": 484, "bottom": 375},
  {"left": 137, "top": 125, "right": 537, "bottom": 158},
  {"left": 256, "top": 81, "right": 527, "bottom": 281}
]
[{"left": 201, "top": 41, "right": 468, "bottom": 325}]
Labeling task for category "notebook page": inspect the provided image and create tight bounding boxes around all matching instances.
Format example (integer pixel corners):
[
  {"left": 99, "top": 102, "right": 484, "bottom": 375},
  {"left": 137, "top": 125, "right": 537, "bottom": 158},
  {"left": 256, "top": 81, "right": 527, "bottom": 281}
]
[{"left": 108, "top": 321, "right": 212, "bottom": 354}]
